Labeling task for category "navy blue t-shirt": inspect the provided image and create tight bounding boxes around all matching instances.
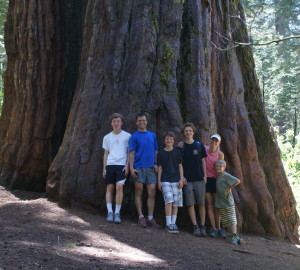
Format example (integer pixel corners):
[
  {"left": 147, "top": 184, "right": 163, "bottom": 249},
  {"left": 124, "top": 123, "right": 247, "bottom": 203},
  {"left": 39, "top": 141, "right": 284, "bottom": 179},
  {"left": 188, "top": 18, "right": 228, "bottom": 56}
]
[
  {"left": 128, "top": 130, "right": 158, "bottom": 168},
  {"left": 181, "top": 141, "right": 207, "bottom": 182},
  {"left": 157, "top": 148, "right": 183, "bottom": 182}
]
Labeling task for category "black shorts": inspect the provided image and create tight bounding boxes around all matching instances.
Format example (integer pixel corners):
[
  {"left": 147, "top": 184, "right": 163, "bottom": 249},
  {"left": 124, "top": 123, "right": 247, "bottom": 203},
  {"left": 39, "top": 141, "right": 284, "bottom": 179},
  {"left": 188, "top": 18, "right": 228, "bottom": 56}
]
[
  {"left": 105, "top": 165, "right": 126, "bottom": 185},
  {"left": 206, "top": 177, "right": 216, "bottom": 193}
]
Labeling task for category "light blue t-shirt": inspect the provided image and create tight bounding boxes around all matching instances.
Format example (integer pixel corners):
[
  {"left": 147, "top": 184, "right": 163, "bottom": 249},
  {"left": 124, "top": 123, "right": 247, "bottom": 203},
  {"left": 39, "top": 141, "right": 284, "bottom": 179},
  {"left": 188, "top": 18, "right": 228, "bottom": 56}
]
[{"left": 129, "top": 130, "right": 158, "bottom": 168}]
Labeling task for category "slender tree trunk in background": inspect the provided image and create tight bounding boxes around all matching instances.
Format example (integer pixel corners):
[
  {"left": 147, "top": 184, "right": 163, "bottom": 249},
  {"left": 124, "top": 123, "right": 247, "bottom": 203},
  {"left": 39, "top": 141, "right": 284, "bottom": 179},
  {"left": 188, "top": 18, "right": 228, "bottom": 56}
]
[{"left": 0, "top": 0, "right": 298, "bottom": 243}]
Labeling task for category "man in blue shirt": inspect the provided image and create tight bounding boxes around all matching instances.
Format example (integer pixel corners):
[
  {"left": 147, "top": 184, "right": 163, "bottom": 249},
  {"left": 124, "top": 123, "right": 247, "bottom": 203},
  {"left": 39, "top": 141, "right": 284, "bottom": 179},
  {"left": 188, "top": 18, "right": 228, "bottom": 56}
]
[{"left": 129, "top": 113, "right": 160, "bottom": 228}]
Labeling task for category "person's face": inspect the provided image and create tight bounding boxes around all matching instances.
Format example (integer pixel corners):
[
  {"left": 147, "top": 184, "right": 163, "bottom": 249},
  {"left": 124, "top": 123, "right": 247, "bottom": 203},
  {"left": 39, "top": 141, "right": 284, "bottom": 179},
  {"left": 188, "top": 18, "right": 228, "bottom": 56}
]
[
  {"left": 111, "top": 117, "right": 122, "bottom": 129},
  {"left": 210, "top": 138, "right": 220, "bottom": 147},
  {"left": 136, "top": 116, "right": 147, "bottom": 130},
  {"left": 164, "top": 136, "right": 174, "bottom": 147},
  {"left": 184, "top": 127, "right": 194, "bottom": 139},
  {"left": 215, "top": 163, "right": 226, "bottom": 173}
]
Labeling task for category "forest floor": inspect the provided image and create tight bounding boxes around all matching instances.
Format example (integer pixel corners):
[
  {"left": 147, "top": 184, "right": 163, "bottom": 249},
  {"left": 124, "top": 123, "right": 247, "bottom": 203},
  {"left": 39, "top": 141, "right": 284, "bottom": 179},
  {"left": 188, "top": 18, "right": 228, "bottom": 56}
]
[{"left": 0, "top": 187, "right": 299, "bottom": 270}]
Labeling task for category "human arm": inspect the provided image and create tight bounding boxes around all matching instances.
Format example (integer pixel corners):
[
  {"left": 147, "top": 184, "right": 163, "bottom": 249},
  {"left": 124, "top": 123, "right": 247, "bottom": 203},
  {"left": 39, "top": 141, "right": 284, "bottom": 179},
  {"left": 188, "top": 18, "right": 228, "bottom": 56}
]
[
  {"left": 227, "top": 178, "right": 240, "bottom": 193},
  {"left": 129, "top": 151, "right": 138, "bottom": 177},
  {"left": 202, "top": 158, "right": 207, "bottom": 183},
  {"left": 153, "top": 150, "right": 158, "bottom": 173},
  {"left": 178, "top": 164, "right": 184, "bottom": 189},
  {"left": 227, "top": 179, "right": 240, "bottom": 193},
  {"left": 218, "top": 150, "right": 224, "bottom": 160},
  {"left": 123, "top": 149, "right": 129, "bottom": 176},
  {"left": 103, "top": 150, "right": 109, "bottom": 178},
  {"left": 157, "top": 165, "right": 162, "bottom": 191}
]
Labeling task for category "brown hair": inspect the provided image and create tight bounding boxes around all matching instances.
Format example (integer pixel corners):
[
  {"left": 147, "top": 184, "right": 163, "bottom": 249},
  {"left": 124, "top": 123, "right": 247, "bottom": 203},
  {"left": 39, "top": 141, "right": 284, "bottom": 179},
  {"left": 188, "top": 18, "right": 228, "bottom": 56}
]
[
  {"left": 109, "top": 113, "right": 124, "bottom": 124},
  {"left": 181, "top": 122, "right": 196, "bottom": 134},
  {"left": 163, "top": 131, "right": 176, "bottom": 140}
]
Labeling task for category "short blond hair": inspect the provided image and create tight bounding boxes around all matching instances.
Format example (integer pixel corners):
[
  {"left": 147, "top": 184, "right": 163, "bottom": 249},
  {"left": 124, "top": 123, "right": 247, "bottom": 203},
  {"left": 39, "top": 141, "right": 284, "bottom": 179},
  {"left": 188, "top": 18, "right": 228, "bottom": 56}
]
[{"left": 216, "top": 159, "right": 226, "bottom": 167}]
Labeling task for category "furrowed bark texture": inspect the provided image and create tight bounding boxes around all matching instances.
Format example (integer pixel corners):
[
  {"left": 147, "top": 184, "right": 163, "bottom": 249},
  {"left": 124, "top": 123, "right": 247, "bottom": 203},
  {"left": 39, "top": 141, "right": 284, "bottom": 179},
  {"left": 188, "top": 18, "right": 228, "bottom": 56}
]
[
  {"left": 0, "top": 1, "right": 86, "bottom": 190},
  {"left": 1, "top": 0, "right": 298, "bottom": 242}
]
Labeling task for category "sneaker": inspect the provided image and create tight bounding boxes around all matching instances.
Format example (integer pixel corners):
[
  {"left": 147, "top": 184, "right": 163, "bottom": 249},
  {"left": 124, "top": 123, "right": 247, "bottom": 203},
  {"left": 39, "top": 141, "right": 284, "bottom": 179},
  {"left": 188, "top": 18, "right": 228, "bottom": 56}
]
[
  {"left": 137, "top": 217, "right": 147, "bottom": 227},
  {"left": 193, "top": 225, "right": 201, "bottom": 237},
  {"left": 146, "top": 218, "right": 161, "bottom": 228},
  {"left": 200, "top": 225, "right": 207, "bottom": 237},
  {"left": 231, "top": 234, "right": 242, "bottom": 245},
  {"left": 218, "top": 229, "right": 227, "bottom": 239},
  {"left": 106, "top": 212, "right": 114, "bottom": 223},
  {"left": 172, "top": 224, "right": 179, "bottom": 233},
  {"left": 165, "top": 224, "right": 175, "bottom": 233},
  {"left": 209, "top": 229, "right": 218, "bottom": 238},
  {"left": 114, "top": 213, "right": 121, "bottom": 224}
]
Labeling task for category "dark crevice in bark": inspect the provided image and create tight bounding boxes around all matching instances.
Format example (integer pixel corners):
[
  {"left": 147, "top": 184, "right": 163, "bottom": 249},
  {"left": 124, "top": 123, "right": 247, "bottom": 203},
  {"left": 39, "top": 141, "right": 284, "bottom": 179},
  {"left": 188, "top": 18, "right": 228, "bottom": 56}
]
[
  {"left": 143, "top": 2, "right": 160, "bottom": 113},
  {"left": 52, "top": 1, "right": 87, "bottom": 159},
  {"left": 177, "top": 1, "right": 192, "bottom": 123}
]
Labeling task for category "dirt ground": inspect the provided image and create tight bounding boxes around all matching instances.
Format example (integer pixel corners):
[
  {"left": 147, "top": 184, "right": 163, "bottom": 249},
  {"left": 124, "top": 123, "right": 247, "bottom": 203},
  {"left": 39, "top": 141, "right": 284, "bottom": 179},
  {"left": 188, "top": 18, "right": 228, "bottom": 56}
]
[{"left": 0, "top": 187, "right": 299, "bottom": 270}]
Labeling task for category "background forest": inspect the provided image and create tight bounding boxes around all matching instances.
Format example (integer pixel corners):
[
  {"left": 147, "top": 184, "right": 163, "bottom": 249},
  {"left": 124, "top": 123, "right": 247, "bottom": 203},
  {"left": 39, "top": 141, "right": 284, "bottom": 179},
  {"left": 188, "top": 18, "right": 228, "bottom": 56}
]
[{"left": 0, "top": 0, "right": 299, "bottom": 212}]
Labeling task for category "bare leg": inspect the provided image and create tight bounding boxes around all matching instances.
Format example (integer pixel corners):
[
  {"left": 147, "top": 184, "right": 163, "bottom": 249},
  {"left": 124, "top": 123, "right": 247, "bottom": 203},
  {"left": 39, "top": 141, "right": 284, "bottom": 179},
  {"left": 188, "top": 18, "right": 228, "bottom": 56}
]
[
  {"left": 165, "top": 203, "right": 172, "bottom": 216},
  {"left": 228, "top": 224, "right": 237, "bottom": 234},
  {"left": 211, "top": 193, "right": 221, "bottom": 229},
  {"left": 187, "top": 205, "right": 197, "bottom": 225},
  {"left": 115, "top": 182, "right": 123, "bottom": 205},
  {"left": 134, "top": 181, "right": 144, "bottom": 216},
  {"left": 172, "top": 206, "right": 178, "bottom": 216},
  {"left": 146, "top": 183, "right": 156, "bottom": 216},
  {"left": 106, "top": 184, "right": 114, "bottom": 204},
  {"left": 205, "top": 193, "right": 216, "bottom": 229},
  {"left": 198, "top": 204, "right": 206, "bottom": 226}
]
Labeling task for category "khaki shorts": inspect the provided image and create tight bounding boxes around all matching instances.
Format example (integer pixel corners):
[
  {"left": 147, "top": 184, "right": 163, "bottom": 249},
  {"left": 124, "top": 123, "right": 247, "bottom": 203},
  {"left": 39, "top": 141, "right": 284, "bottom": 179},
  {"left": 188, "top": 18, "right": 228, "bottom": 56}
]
[{"left": 183, "top": 181, "right": 205, "bottom": 206}]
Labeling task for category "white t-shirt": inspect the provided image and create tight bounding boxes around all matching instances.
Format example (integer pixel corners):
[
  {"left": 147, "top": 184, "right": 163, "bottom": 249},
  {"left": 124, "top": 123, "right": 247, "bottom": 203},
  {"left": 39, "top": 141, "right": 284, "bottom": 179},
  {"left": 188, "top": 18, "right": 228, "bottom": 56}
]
[{"left": 102, "top": 130, "right": 131, "bottom": 166}]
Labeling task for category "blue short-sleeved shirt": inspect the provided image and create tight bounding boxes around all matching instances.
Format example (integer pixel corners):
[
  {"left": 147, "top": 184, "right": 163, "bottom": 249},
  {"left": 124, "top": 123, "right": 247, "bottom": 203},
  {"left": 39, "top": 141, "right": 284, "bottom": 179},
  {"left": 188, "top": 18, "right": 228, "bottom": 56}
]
[{"left": 129, "top": 130, "right": 158, "bottom": 168}]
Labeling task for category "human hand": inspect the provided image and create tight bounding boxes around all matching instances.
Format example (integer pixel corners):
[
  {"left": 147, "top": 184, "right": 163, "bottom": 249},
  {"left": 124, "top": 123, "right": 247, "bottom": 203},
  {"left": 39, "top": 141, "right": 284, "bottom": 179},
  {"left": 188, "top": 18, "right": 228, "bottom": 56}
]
[
  {"left": 177, "top": 141, "right": 184, "bottom": 148},
  {"left": 130, "top": 168, "right": 138, "bottom": 178},
  {"left": 178, "top": 179, "right": 184, "bottom": 189},
  {"left": 158, "top": 182, "right": 162, "bottom": 191},
  {"left": 123, "top": 166, "right": 129, "bottom": 176},
  {"left": 153, "top": 164, "right": 158, "bottom": 174},
  {"left": 102, "top": 169, "right": 106, "bottom": 178}
]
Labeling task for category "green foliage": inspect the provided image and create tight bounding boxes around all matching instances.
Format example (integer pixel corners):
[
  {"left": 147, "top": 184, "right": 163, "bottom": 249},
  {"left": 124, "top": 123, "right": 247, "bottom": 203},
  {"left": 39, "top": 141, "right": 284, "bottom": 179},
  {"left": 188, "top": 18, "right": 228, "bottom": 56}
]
[
  {"left": 241, "top": 0, "right": 300, "bottom": 213},
  {"left": 0, "top": 1, "right": 8, "bottom": 113},
  {"left": 159, "top": 43, "right": 175, "bottom": 92},
  {"left": 277, "top": 131, "right": 300, "bottom": 213}
]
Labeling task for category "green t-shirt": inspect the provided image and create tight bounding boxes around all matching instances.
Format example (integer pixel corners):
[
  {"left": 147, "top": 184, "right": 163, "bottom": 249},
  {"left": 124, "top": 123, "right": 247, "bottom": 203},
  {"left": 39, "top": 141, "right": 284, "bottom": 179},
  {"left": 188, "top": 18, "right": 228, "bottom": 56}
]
[{"left": 215, "top": 172, "right": 239, "bottom": 209}]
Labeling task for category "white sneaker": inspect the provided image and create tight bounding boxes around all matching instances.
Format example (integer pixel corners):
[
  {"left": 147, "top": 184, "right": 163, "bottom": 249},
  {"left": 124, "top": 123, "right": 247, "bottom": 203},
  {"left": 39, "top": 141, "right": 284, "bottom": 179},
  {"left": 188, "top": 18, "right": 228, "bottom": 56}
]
[
  {"left": 114, "top": 213, "right": 121, "bottom": 224},
  {"left": 106, "top": 212, "right": 114, "bottom": 223}
]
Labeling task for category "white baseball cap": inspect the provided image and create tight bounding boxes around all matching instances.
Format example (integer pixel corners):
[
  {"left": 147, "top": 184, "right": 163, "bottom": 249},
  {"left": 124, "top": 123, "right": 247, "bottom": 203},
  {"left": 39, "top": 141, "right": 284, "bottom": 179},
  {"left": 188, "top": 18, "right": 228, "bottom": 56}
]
[{"left": 210, "top": 134, "right": 221, "bottom": 141}]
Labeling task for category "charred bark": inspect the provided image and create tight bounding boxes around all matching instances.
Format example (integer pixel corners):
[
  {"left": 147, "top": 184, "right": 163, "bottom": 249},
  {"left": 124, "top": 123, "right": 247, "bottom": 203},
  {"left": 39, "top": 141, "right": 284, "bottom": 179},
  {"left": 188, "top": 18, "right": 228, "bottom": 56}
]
[{"left": 0, "top": 0, "right": 298, "bottom": 242}]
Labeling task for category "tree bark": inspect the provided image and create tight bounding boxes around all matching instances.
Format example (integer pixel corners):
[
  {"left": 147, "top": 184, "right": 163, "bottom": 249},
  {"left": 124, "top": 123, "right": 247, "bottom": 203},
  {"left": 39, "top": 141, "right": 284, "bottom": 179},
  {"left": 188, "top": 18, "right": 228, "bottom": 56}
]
[
  {"left": 1, "top": 0, "right": 298, "bottom": 243},
  {"left": 0, "top": 0, "right": 86, "bottom": 190}
]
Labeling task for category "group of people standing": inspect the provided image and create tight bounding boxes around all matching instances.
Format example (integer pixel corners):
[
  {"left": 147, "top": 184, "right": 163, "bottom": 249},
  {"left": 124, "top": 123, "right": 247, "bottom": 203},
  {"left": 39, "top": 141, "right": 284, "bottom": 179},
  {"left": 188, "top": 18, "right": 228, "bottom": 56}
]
[{"left": 102, "top": 112, "right": 243, "bottom": 245}]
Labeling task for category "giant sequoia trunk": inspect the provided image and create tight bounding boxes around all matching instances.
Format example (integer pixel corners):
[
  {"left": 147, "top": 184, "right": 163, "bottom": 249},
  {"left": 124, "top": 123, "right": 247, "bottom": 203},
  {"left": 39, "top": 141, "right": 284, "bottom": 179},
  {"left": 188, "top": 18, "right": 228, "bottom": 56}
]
[{"left": 0, "top": 0, "right": 298, "bottom": 243}]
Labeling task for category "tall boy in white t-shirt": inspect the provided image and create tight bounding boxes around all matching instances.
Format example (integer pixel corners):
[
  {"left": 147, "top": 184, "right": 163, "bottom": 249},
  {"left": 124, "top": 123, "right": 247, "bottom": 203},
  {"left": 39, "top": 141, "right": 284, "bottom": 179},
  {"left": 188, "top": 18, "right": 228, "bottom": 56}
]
[{"left": 102, "top": 113, "right": 131, "bottom": 223}]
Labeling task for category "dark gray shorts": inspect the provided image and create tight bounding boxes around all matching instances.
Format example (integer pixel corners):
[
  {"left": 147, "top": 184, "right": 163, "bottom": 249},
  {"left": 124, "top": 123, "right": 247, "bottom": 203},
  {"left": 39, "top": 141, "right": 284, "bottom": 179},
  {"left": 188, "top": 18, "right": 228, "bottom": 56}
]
[
  {"left": 183, "top": 181, "right": 206, "bottom": 206},
  {"left": 131, "top": 167, "right": 157, "bottom": 184}
]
